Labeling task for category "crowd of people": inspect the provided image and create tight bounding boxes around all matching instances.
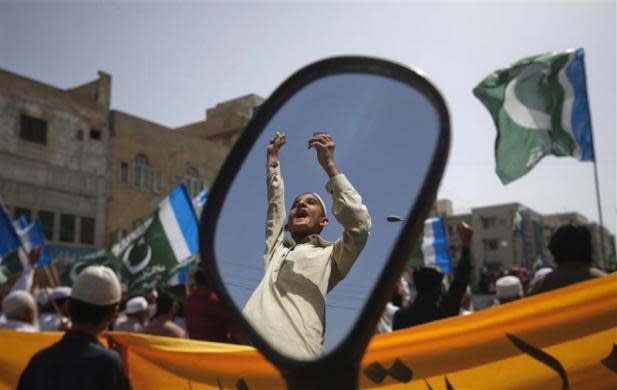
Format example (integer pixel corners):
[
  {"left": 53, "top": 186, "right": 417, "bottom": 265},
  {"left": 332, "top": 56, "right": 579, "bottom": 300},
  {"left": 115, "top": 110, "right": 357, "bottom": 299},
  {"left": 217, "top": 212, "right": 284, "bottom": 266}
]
[
  {"left": 0, "top": 222, "right": 609, "bottom": 388},
  {"left": 0, "top": 130, "right": 610, "bottom": 388},
  {"left": 376, "top": 223, "right": 608, "bottom": 333}
]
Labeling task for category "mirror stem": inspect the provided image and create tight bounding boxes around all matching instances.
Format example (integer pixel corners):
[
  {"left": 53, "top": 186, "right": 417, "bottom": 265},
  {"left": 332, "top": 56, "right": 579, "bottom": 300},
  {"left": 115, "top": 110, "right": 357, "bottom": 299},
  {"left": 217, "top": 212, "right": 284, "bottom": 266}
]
[{"left": 282, "top": 362, "right": 359, "bottom": 390}]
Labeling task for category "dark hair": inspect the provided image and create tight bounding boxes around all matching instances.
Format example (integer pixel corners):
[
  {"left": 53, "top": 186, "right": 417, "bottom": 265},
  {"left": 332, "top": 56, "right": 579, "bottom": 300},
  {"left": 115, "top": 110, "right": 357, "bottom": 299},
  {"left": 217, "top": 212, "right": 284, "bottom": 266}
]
[
  {"left": 193, "top": 268, "right": 209, "bottom": 287},
  {"left": 412, "top": 266, "right": 444, "bottom": 294},
  {"left": 69, "top": 298, "right": 117, "bottom": 326},
  {"left": 549, "top": 224, "right": 592, "bottom": 265},
  {"left": 155, "top": 291, "right": 175, "bottom": 317}
]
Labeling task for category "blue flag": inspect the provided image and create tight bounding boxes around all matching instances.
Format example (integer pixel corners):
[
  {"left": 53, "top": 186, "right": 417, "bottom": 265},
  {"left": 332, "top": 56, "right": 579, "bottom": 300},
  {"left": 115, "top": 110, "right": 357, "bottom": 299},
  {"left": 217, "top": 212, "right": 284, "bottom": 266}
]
[
  {"left": 16, "top": 219, "right": 52, "bottom": 267},
  {"left": 0, "top": 199, "right": 22, "bottom": 258}
]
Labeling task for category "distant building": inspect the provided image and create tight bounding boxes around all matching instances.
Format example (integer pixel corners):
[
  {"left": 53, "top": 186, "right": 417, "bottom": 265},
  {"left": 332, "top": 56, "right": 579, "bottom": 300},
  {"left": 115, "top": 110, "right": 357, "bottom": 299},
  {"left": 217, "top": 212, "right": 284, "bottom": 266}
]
[
  {"left": 0, "top": 67, "right": 265, "bottom": 253},
  {"left": 175, "top": 94, "right": 264, "bottom": 149},
  {"left": 108, "top": 111, "right": 224, "bottom": 243},
  {"left": 108, "top": 94, "right": 263, "bottom": 243},
  {"left": 0, "top": 68, "right": 112, "bottom": 257},
  {"left": 430, "top": 200, "right": 615, "bottom": 288}
]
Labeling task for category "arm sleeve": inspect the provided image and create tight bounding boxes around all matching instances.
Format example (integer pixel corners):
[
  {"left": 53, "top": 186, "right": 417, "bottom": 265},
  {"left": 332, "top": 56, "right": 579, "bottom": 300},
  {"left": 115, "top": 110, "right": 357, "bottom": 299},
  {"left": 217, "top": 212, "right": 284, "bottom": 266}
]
[
  {"left": 327, "top": 174, "right": 371, "bottom": 288},
  {"left": 11, "top": 247, "right": 34, "bottom": 293},
  {"left": 438, "top": 247, "right": 471, "bottom": 318},
  {"left": 263, "top": 162, "right": 286, "bottom": 266}
]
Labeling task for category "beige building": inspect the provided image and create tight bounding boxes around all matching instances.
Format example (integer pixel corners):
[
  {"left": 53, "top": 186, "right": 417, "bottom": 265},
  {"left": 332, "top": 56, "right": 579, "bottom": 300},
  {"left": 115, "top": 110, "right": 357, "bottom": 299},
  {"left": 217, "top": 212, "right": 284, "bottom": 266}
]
[
  {"left": 0, "top": 67, "right": 265, "bottom": 252},
  {"left": 175, "top": 94, "right": 264, "bottom": 147},
  {"left": 0, "top": 68, "right": 112, "bottom": 256},
  {"left": 107, "top": 94, "right": 264, "bottom": 243}
]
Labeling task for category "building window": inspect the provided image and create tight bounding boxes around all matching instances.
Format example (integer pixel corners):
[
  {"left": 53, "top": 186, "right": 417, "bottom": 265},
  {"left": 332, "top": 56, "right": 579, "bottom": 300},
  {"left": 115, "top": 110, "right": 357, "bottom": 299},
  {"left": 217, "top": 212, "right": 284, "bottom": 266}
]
[
  {"left": 80, "top": 217, "right": 95, "bottom": 245},
  {"left": 89, "top": 128, "right": 101, "bottom": 140},
  {"left": 13, "top": 207, "right": 31, "bottom": 222},
  {"left": 120, "top": 161, "right": 129, "bottom": 184},
  {"left": 481, "top": 216, "right": 498, "bottom": 229},
  {"left": 20, "top": 114, "right": 47, "bottom": 145},
  {"left": 37, "top": 210, "right": 54, "bottom": 240},
  {"left": 183, "top": 166, "right": 203, "bottom": 198},
  {"left": 482, "top": 238, "right": 499, "bottom": 251},
  {"left": 134, "top": 154, "right": 150, "bottom": 190},
  {"left": 152, "top": 170, "right": 162, "bottom": 193},
  {"left": 60, "top": 214, "right": 75, "bottom": 242}
]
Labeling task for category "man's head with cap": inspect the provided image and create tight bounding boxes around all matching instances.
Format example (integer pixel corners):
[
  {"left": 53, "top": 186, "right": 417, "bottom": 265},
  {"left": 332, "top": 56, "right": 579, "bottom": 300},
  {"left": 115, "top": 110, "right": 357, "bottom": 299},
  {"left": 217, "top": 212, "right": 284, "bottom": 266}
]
[
  {"left": 69, "top": 266, "right": 121, "bottom": 332},
  {"left": 496, "top": 275, "right": 523, "bottom": 304},
  {"left": 2, "top": 290, "right": 38, "bottom": 325},
  {"left": 286, "top": 192, "right": 329, "bottom": 242},
  {"left": 125, "top": 296, "right": 149, "bottom": 323}
]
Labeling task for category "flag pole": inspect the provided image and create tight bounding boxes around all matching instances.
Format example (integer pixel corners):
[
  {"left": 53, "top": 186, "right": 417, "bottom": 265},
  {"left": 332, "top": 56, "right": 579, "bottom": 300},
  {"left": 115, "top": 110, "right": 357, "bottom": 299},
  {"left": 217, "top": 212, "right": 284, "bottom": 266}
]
[
  {"left": 583, "top": 51, "right": 607, "bottom": 269},
  {"left": 591, "top": 155, "right": 606, "bottom": 267}
]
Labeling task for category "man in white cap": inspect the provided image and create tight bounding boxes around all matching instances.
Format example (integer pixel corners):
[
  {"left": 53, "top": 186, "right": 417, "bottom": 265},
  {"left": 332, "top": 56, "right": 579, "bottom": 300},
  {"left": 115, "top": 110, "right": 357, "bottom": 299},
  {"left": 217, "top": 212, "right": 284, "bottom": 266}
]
[
  {"left": 38, "top": 286, "right": 71, "bottom": 331},
  {"left": 495, "top": 275, "right": 523, "bottom": 304},
  {"left": 0, "top": 290, "right": 38, "bottom": 332},
  {"left": 242, "top": 132, "right": 371, "bottom": 359},
  {"left": 17, "top": 266, "right": 130, "bottom": 390},
  {"left": 114, "top": 296, "right": 148, "bottom": 332}
]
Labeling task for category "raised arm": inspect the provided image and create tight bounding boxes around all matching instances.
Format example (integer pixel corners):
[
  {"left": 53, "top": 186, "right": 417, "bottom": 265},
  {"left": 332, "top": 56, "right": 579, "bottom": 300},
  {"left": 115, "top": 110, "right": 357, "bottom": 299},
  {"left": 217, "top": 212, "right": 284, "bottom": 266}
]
[
  {"left": 264, "top": 132, "right": 287, "bottom": 264},
  {"left": 308, "top": 133, "right": 371, "bottom": 288}
]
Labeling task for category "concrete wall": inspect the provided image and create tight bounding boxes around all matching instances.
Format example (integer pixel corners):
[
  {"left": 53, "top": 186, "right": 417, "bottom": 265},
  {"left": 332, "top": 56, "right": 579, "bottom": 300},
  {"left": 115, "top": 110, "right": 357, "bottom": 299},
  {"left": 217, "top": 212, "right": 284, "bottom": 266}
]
[{"left": 0, "top": 69, "right": 111, "bottom": 249}]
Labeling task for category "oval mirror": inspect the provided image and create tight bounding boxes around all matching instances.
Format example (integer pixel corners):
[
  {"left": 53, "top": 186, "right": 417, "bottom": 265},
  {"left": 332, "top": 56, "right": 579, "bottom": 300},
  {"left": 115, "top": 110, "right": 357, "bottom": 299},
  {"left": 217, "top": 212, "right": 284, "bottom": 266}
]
[{"left": 201, "top": 57, "right": 450, "bottom": 387}]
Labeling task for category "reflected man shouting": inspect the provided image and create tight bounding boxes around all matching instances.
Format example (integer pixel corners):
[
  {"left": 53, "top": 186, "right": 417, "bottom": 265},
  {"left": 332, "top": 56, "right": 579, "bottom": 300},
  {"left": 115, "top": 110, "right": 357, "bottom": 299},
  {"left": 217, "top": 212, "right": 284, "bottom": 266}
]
[{"left": 243, "top": 132, "right": 371, "bottom": 359}]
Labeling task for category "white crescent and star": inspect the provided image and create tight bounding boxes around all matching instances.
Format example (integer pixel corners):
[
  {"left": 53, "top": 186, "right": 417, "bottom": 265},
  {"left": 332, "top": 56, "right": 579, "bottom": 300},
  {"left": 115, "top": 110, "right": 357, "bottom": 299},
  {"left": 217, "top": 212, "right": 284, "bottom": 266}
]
[{"left": 123, "top": 237, "right": 152, "bottom": 274}]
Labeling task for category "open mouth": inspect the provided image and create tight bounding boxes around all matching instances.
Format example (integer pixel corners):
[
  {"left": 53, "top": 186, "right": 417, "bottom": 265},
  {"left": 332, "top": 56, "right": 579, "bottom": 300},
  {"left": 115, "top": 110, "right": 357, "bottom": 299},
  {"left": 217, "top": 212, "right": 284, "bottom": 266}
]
[{"left": 295, "top": 209, "right": 308, "bottom": 219}]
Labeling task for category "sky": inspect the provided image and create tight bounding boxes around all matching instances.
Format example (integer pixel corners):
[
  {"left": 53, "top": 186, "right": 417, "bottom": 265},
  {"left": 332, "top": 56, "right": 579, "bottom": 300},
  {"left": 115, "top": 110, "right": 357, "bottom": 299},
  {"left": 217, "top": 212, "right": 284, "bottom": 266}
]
[{"left": 1, "top": 0, "right": 615, "bottom": 355}]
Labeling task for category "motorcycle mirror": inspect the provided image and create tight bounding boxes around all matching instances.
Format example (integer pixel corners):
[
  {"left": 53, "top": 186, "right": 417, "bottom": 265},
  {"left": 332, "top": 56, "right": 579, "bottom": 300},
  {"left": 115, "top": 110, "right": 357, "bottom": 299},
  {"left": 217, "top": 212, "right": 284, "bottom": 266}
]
[{"left": 200, "top": 56, "right": 450, "bottom": 389}]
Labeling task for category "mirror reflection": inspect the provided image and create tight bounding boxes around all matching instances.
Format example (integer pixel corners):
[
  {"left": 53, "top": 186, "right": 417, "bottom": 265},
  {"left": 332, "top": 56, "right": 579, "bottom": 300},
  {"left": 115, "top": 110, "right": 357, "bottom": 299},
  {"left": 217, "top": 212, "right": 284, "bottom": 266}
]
[{"left": 214, "top": 73, "right": 441, "bottom": 360}]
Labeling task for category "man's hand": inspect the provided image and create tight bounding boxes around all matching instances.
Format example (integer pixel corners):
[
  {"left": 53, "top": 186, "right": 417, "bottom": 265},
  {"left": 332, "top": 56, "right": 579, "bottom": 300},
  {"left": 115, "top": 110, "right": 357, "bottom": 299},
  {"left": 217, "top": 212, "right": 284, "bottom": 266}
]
[
  {"left": 458, "top": 222, "right": 473, "bottom": 249},
  {"left": 267, "top": 132, "right": 286, "bottom": 165},
  {"left": 308, "top": 132, "right": 339, "bottom": 178},
  {"left": 28, "top": 245, "right": 42, "bottom": 267}
]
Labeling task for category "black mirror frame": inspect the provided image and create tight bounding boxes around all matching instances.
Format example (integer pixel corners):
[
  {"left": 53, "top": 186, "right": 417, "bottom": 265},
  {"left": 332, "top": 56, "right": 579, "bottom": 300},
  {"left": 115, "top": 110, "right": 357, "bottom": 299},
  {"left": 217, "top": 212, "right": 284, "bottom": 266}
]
[{"left": 200, "top": 56, "right": 450, "bottom": 389}]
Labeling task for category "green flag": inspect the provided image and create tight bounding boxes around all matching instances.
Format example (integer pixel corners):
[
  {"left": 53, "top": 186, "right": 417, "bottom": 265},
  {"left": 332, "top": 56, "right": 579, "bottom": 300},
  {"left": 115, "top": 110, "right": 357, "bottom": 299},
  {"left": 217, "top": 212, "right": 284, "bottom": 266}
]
[
  {"left": 0, "top": 249, "right": 24, "bottom": 285},
  {"left": 64, "top": 185, "right": 199, "bottom": 294},
  {"left": 473, "top": 48, "right": 594, "bottom": 184}
]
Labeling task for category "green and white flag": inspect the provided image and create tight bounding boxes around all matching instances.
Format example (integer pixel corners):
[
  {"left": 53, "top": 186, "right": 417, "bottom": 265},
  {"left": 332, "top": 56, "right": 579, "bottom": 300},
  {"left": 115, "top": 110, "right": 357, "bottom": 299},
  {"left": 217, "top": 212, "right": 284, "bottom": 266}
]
[
  {"left": 474, "top": 48, "right": 594, "bottom": 184},
  {"left": 65, "top": 184, "right": 199, "bottom": 294}
]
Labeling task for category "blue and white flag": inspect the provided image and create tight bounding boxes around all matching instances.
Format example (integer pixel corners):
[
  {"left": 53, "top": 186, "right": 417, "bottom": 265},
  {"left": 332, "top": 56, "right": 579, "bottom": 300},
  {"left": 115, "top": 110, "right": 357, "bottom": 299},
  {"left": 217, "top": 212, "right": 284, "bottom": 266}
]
[
  {"left": 410, "top": 217, "right": 452, "bottom": 272},
  {"left": 164, "top": 188, "right": 209, "bottom": 286},
  {"left": 474, "top": 48, "right": 594, "bottom": 184},
  {"left": 0, "top": 198, "right": 22, "bottom": 258},
  {"left": 14, "top": 219, "right": 53, "bottom": 267}
]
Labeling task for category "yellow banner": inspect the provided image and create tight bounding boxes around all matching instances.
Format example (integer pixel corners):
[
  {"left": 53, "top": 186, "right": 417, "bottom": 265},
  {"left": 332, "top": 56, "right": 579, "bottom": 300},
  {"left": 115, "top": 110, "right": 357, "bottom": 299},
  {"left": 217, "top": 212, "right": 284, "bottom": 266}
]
[{"left": 1, "top": 274, "right": 616, "bottom": 389}]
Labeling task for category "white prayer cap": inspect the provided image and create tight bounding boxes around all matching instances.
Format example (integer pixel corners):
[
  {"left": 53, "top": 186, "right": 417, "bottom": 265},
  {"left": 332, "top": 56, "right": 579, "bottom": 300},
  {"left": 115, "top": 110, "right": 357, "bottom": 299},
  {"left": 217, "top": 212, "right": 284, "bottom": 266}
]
[
  {"left": 71, "top": 266, "right": 121, "bottom": 305},
  {"left": 496, "top": 275, "right": 523, "bottom": 299},
  {"left": 125, "top": 297, "right": 148, "bottom": 314},
  {"left": 533, "top": 267, "right": 553, "bottom": 281},
  {"left": 50, "top": 286, "right": 72, "bottom": 301},
  {"left": 2, "top": 291, "right": 36, "bottom": 318},
  {"left": 311, "top": 193, "right": 328, "bottom": 217},
  {"left": 35, "top": 288, "right": 52, "bottom": 306}
]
